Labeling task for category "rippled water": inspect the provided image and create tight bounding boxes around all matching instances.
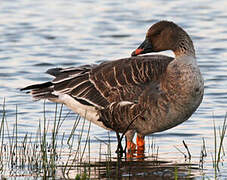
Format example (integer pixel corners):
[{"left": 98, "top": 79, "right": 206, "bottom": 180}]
[{"left": 0, "top": 0, "right": 227, "bottom": 179}]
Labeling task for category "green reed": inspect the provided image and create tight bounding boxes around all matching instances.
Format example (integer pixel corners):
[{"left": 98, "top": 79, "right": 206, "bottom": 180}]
[
  {"left": 199, "top": 137, "right": 207, "bottom": 170},
  {"left": 0, "top": 99, "right": 6, "bottom": 170},
  {"left": 0, "top": 101, "right": 78, "bottom": 178},
  {"left": 1, "top": 99, "right": 227, "bottom": 179},
  {"left": 174, "top": 166, "right": 178, "bottom": 180},
  {"left": 212, "top": 113, "right": 227, "bottom": 177}
]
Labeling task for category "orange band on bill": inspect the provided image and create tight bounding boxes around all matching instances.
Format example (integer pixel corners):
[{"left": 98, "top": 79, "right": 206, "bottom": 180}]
[{"left": 135, "top": 48, "right": 143, "bottom": 55}]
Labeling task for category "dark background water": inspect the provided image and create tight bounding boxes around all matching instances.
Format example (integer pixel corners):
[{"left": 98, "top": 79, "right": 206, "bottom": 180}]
[{"left": 0, "top": 0, "right": 227, "bottom": 178}]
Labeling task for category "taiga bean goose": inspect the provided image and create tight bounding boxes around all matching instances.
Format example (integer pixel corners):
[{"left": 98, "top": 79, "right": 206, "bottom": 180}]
[{"left": 21, "top": 21, "right": 204, "bottom": 157}]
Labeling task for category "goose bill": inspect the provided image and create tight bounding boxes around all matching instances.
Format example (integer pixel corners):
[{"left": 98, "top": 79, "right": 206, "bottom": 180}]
[{"left": 131, "top": 39, "right": 153, "bottom": 56}]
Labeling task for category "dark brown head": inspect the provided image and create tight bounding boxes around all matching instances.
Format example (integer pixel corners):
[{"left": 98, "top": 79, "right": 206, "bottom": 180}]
[{"left": 131, "top": 21, "right": 195, "bottom": 57}]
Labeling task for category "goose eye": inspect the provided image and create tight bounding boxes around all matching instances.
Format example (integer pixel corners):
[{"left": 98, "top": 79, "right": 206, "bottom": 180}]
[{"left": 154, "top": 31, "right": 161, "bottom": 36}]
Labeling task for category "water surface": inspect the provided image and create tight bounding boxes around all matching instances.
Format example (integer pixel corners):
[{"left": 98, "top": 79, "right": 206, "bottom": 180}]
[{"left": 0, "top": 0, "right": 227, "bottom": 179}]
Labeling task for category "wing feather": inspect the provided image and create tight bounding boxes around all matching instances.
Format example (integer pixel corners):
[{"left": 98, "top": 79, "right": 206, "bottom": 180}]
[{"left": 21, "top": 55, "right": 173, "bottom": 110}]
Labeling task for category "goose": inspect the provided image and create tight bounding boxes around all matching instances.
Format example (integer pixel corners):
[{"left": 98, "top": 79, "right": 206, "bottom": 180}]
[{"left": 21, "top": 21, "right": 204, "bottom": 157}]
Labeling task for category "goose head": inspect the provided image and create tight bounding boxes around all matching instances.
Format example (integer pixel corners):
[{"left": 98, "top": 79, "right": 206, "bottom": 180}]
[{"left": 131, "top": 21, "right": 195, "bottom": 57}]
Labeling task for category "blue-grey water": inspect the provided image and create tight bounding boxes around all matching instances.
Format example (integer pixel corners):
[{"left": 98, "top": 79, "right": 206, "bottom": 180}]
[{"left": 0, "top": 0, "right": 227, "bottom": 179}]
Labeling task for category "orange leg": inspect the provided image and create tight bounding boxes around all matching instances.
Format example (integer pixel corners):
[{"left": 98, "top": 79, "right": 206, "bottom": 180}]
[
  {"left": 127, "top": 141, "right": 136, "bottom": 152},
  {"left": 136, "top": 135, "right": 145, "bottom": 149},
  {"left": 126, "top": 141, "right": 136, "bottom": 159},
  {"left": 125, "top": 130, "right": 136, "bottom": 153},
  {"left": 136, "top": 135, "right": 145, "bottom": 158}
]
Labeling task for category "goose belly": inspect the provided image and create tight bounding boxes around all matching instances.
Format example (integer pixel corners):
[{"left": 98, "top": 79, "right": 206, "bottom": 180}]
[{"left": 53, "top": 94, "right": 111, "bottom": 130}]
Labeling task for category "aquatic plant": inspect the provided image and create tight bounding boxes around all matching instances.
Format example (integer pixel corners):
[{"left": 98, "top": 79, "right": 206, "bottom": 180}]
[
  {"left": 0, "top": 100, "right": 226, "bottom": 179},
  {"left": 212, "top": 113, "right": 227, "bottom": 178}
]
